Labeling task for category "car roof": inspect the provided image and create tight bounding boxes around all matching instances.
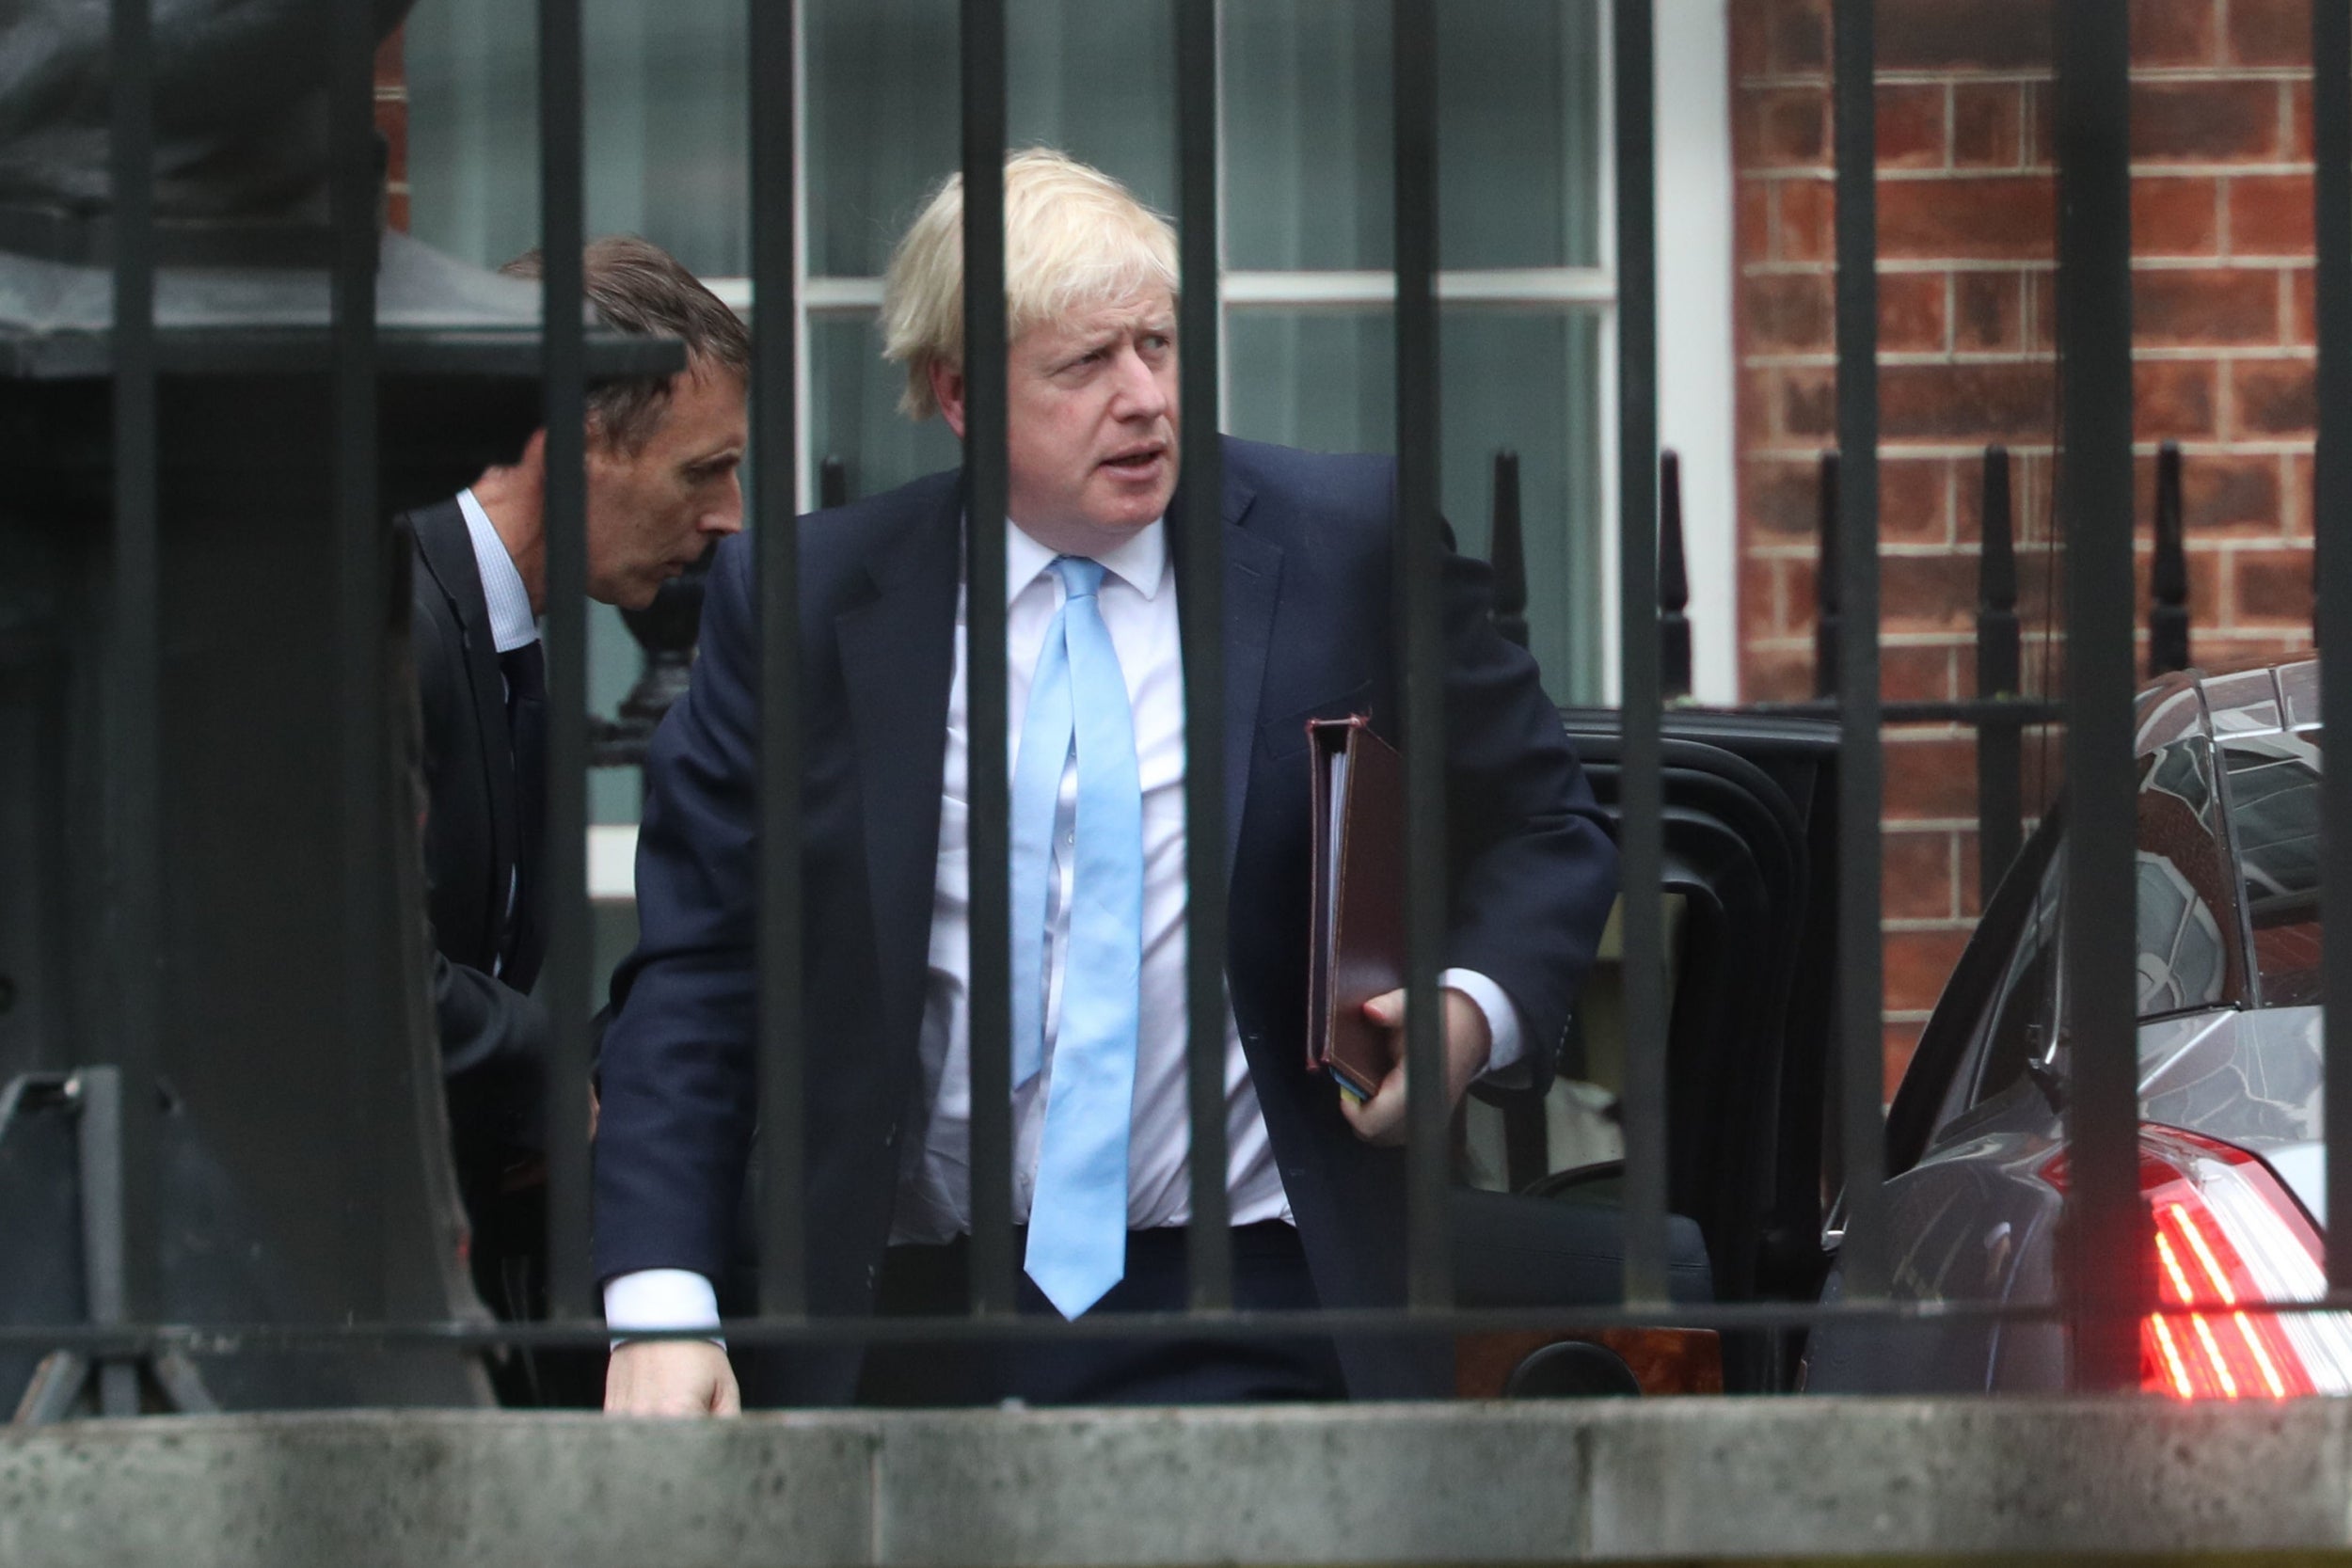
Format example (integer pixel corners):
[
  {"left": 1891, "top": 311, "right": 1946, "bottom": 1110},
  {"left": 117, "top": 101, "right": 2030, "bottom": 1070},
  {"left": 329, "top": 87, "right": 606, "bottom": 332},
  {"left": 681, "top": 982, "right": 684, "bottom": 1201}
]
[{"left": 2135, "top": 659, "right": 2319, "bottom": 759}]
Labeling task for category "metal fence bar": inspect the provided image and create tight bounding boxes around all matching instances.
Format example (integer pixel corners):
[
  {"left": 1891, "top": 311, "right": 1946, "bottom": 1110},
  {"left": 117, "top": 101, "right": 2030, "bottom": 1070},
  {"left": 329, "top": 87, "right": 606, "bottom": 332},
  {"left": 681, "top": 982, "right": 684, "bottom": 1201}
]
[
  {"left": 2149, "top": 441, "right": 2189, "bottom": 677},
  {"left": 1612, "top": 0, "right": 1669, "bottom": 1307},
  {"left": 1830, "top": 0, "right": 1888, "bottom": 1299},
  {"left": 2053, "top": 0, "right": 2144, "bottom": 1393},
  {"left": 1175, "top": 0, "right": 1232, "bottom": 1311},
  {"left": 752, "top": 0, "right": 807, "bottom": 1319},
  {"left": 331, "top": 0, "right": 386, "bottom": 1322},
  {"left": 2311, "top": 0, "right": 2352, "bottom": 1293},
  {"left": 538, "top": 0, "right": 596, "bottom": 1320},
  {"left": 960, "top": 0, "right": 1016, "bottom": 1318},
  {"left": 1489, "top": 451, "right": 1529, "bottom": 650},
  {"left": 105, "top": 0, "right": 162, "bottom": 1364},
  {"left": 1976, "top": 445, "right": 2024, "bottom": 895},
  {"left": 1393, "top": 0, "right": 1451, "bottom": 1314},
  {"left": 1660, "top": 451, "right": 1691, "bottom": 703},
  {"left": 1813, "top": 451, "right": 1840, "bottom": 698}
]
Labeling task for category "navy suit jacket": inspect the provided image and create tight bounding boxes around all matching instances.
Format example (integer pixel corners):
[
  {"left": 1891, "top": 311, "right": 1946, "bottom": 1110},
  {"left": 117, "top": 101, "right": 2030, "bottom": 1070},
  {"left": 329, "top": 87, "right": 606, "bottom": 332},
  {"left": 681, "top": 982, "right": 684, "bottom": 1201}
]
[{"left": 592, "top": 436, "right": 1618, "bottom": 1401}]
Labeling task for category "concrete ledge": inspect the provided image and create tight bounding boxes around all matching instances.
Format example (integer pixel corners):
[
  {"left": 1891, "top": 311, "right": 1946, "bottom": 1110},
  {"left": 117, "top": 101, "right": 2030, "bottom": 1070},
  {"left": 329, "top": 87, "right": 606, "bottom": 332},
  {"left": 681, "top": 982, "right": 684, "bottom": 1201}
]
[{"left": 2, "top": 1399, "right": 2348, "bottom": 1566}]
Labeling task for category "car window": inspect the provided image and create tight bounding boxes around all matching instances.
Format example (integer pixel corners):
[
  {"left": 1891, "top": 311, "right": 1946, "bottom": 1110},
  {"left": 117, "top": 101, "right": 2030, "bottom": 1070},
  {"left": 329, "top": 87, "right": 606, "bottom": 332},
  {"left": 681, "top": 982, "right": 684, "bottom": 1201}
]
[
  {"left": 2132, "top": 734, "right": 2244, "bottom": 1016},
  {"left": 1939, "top": 851, "right": 2061, "bottom": 1132},
  {"left": 2220, "top": 731, "right": 2325, "bottom": 1007}
]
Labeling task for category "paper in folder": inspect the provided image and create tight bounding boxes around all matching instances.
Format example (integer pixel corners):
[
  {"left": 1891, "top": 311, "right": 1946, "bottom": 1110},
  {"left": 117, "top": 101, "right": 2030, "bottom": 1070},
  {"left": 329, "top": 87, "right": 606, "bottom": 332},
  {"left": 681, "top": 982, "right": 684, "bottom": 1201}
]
[{"left": 1306, "top": 716, "right": 1404, "bottom": 1102}]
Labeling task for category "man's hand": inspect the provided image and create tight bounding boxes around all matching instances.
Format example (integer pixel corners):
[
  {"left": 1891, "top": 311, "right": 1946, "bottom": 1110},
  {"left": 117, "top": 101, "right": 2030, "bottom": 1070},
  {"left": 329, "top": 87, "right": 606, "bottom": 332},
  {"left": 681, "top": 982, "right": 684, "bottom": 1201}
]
[
  {"left": 604, "top": 1339, "right": 740, "bottom": 1417},
  {"left": 1339, "top": 987, "right": 1491, "bottom": 1146}
]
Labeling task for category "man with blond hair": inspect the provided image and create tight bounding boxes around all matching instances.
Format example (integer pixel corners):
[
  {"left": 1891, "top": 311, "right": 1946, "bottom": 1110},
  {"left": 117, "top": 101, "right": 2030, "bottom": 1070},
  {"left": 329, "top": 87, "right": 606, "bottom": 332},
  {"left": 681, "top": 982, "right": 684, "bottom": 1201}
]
[{"left": 594, "top": 150, "right": 1617, "bottom": 1414}]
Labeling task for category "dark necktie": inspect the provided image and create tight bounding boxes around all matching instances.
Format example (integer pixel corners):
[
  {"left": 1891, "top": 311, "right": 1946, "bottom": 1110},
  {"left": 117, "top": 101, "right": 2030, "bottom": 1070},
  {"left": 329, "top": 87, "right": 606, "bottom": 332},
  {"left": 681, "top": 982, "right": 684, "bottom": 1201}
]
[{"left": 499, "top": 640, "right": 548, "bottom": 985}]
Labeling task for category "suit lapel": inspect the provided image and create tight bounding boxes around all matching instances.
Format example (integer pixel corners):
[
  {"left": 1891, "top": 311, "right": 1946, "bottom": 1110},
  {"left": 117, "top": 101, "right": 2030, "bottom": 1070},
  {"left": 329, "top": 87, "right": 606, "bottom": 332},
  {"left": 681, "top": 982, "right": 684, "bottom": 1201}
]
[
  {"left": 410, "top": 499, "right": 519, "bottom": 915},
  {"left": 835, "top": 489, "right": 962, "bottom": 1040}
]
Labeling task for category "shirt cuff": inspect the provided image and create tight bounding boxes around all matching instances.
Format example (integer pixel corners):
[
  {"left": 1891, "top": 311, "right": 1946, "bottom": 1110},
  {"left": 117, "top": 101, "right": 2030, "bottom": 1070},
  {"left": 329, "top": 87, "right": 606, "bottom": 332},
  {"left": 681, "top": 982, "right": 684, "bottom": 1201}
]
[
  {"left": 604, "top": 1268, "right": 723, "bottom": 1346},
  {"left": 1440, "top": 967, "right": 1529, "bottom": 1088}
]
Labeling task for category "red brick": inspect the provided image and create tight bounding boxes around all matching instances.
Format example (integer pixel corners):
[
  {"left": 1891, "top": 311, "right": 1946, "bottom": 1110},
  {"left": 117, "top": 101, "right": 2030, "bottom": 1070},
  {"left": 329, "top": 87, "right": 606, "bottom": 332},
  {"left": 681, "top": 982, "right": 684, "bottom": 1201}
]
[
  {"left": 1777, "top": 179, "right": 1836, "bottom": 262},
  {"left": 1879, "top": 176, "right": 2055, "bottom": 261},
  {"left": 2134, "top": 359, "right": 2219, "bottom": 441},
  {"left": 1886, "top": 735, "right": 1983, "bottom": 820},
  {"left": 2133, "top": 268, "right": 2280, "bottom": 345},
  {"left": 1959, "top": 830, "right": 1991, "bottom": 917},
  {"left": 2285, "top": 451, "right": 2313, "bottom": 538},
  {"left": 1741, "top": 555, "right": 1787, "bottom": 634},
  {"left": 1880, "top": 361, "right": 2057, "bottom": 443},
  {"left": 1883, "top": 832, "right": 1958, "bottom": 919},
  {"left": 1752, "top": 87, "right": 1832, "bottom": 166},
  {"left": 1743, "top": 457, "right": 1827, "bottom": 540},
  {"left": 2129, "top": 0, "right": 2222, "bottom": 67},
  {"left": 1768, "top": 0, "right": 1830, "bottom": 75},
  {"left": 1733, "top": 4, "right": 1770, "bottom": 77},
  {"left": 2293, "top": 81, "right": 2314, "bottom": 161},
  {"left": 1780, "top": 555, "right": 1821, "bottom": 633},
  {"left": 1883, "top": 643, "right": 1958, "bottom": 704},
  {"left": 1885, "top": 1021, "right": 1925, "bottom": 1101},
  {"left": 1781, "top": 366, "right": 1838, "bottom": 439},
  {"left": 2229, "top": 0, "right": 2312, "bottom": 66},
  {"left": 1739, "top": 182, "right": 1772, "bottom": 261},
  {"left": 2233, "top": 547, "right": 2318, "bottom": 625},
  {"left": 1884, "top": 927, "right": 1975, "bottom": 1012},
  {"left": 2132, "top": 176, "right": 2221, "bottom": 258},
  {"left": 1878, "top": 271, "right": 1947, "bottom": 353},
  {"left": 2026, "top": 82, "right": 2054, "bottom": 170},
  {"left": 2290, "top": 267, "right": 2318, "bottom": 345},
  {"left": 2131, "top": 80, "right": 2285, "bottom": 163},
  {"left": 1883, "top": 554, "right": 1980, "bottom": 633},
  {"left": 2229, "top": 174, "right": 2315, "bottom": 258},
  {"left": 2027, "top": 269, "right": 2058, "bottom": 349},
  {"left": 1879, "top": 0, "right": 2051, "bottom": 71},
  {"left": 1745, "top": 272, "right": 1836, "bottom": 352},
  {"left": 1881, "top": 456, "right": 1950, "bottom": 545},
  {"left": 374, "top": 26, "right": 405, "bottom": 87},
  {"left": 1953, "top": 270, "right": 2027, "bottom": 351},
  {"left": 1743, "top": 645, "right": 1816, "bottom": 704},
  {"left": 1739, "top": 367, "right": 1778, "bottom": 447},
  {"left": 2234, "top": 358, "right": 2316, "bottom": 437},
  {"left": 1952, "top": 83, "right": 2024, "bottom": 169},
  {"left": 1877, "top": 84, "right": 1947, "bottom": 170},
  {"left": 2135, "top": 449, "right": 2283, "bottom": 536}
]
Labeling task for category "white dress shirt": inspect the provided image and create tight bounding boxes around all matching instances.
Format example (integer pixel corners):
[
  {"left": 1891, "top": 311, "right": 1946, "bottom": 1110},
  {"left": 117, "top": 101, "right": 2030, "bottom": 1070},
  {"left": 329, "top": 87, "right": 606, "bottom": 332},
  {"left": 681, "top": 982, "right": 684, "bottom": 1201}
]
[
  {"left": 603, "top": 515, "right": 1524, "bottom": 1334},
  {"left": 456, "top": 488, "right": 539, "bottom": 657}
]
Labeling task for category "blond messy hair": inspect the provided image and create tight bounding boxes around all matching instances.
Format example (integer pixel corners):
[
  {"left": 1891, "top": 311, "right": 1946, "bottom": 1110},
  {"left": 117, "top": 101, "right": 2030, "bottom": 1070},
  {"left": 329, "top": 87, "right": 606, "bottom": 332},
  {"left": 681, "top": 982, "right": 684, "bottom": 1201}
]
[{"left": 882, "top": 149, "right": 1180, "bottom": 420}]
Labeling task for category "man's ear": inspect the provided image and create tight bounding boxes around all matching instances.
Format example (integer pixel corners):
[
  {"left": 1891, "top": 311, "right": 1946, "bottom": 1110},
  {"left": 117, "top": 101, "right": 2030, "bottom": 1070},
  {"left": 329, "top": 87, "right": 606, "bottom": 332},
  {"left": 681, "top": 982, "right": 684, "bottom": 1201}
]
[{"left": 930, "top": 360, "right": 968, "bottom": 438}]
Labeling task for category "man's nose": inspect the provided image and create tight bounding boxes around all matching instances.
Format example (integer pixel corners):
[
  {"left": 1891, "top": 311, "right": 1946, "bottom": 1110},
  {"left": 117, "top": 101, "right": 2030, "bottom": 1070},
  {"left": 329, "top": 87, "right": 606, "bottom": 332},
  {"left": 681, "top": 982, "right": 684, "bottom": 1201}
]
[
  {"left": 706, "top": 472, "right": 746, "bottom": 534},
  {"left": 1109, "top": 345, "right": 1168, "bottom": 420}
]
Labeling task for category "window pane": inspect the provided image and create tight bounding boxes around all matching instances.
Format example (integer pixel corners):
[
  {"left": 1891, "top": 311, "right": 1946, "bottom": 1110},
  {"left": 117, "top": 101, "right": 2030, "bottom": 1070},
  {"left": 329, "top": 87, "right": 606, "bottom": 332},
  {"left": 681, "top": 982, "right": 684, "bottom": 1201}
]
[
  {"left": 808, "top": 315, "right": 966, "bottom": 503},
  {"left": 1223, "top": 307, "right": 1602, "bottom": 701},
  {"left": 805, "top": 0, "right": 1177, "bottom": 279},
  {"left": 1223, "top": 0, "right": 1602, "bottom": 272},
  {"left": 405, "top": 0, "right": 753, "bottom": 277}
]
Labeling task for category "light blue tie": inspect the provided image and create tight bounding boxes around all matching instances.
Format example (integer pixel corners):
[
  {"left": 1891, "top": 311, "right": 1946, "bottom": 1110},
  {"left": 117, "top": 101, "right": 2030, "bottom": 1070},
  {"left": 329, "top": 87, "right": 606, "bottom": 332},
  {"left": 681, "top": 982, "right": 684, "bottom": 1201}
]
[{"left": 1008, "top": 556, "right": 1143, "bottom": 1319}]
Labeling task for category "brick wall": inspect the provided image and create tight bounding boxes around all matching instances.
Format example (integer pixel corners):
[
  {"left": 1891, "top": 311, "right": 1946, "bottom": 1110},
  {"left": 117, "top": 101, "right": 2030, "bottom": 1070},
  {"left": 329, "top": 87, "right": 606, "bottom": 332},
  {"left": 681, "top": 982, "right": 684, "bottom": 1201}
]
[
  {"left": 1730, "top": 0, "right": 2321, "bottom": 1092},
  {"left": 377, "top": 28, "right": 408, "bottom": 232}
]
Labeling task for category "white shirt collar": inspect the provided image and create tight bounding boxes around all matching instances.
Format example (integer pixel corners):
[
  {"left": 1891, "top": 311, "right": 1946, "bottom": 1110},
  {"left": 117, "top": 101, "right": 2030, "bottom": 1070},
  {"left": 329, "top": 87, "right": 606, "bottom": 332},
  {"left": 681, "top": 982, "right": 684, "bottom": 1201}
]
[
  {"left": 456, "top": 487, "right": 541, "bottom": 654},
  {"left": 1005, "top": 516, "right": 1168, "bottom": 608}
]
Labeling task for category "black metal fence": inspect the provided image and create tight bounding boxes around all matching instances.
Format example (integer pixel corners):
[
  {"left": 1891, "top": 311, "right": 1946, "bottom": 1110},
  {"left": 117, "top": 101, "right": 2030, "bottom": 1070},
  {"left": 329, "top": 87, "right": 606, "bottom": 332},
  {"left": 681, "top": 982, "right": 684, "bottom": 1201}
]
[{"left": 11, "top": 0, "right": 2352, "bottom": 1411}]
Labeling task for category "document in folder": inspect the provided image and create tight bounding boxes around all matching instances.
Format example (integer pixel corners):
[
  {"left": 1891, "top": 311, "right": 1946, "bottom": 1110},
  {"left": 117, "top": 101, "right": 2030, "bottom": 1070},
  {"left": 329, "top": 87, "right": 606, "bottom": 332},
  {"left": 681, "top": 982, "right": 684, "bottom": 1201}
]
[{"left": 1307, "top": 716, "right": 1405, "bottom": 1102}]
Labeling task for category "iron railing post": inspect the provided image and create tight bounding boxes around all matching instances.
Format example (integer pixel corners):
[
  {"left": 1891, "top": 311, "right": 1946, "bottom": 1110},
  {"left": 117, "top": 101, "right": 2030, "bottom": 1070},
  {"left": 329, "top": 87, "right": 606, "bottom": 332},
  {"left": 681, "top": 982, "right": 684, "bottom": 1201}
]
[
  {"left": 1661, "top": 451, "right": 1692, "bottom": 704},
  {"left": 1814, "top": 450, "right": 1841, "bottom": 699},
  {"left": 2054, "top": 0, "right": 2145, "bottom": 1394},
  {"left": 2149, "top": 441, "right": 2190, "bottom": 677},
  {"left": 1831, "top": 0, "right": 1887, "bottom": 1299},
  {"left": 1976, "top": 445, "right": 2024, "bottom": 895},
  {"left": 960, "top": 0, "right": 1016, "bottom": 1319},
  {"left": 1613, "top": 0, "right": 1669, "bottom": 1308},
  {"left": 1491, "top": 450, "right": 1529, "bottom": 650}
]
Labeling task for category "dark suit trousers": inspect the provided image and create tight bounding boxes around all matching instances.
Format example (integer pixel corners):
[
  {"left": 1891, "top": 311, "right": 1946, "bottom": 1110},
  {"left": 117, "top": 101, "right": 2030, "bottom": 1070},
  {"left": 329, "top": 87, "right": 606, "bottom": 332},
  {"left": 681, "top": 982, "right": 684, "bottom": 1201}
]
[{"left": 850, "top": 1223, "right": 1346, "bottom": 1407}]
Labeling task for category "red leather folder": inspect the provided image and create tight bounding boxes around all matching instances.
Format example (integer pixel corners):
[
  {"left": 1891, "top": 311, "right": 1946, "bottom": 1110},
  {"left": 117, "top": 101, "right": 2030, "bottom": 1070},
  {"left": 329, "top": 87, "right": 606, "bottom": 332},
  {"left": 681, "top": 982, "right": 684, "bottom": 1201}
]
[{"left": 1306, "top": 716, "right": 1405, "bottom": 1101}]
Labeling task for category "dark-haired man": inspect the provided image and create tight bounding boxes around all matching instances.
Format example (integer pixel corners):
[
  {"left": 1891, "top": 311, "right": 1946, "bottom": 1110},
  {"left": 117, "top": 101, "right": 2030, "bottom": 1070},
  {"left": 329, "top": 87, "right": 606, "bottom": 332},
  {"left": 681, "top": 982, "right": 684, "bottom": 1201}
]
[{"left": 405, "top": 236, "right": 748, "bottom": 1382}]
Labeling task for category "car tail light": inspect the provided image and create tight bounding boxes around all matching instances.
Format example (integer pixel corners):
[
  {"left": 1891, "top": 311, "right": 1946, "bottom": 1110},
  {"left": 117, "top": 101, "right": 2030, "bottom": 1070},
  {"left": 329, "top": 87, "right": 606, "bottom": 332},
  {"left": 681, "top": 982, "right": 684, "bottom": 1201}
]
[{"left": 2136, "top": 1126, "right": 2352, "bottom": 1400}]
